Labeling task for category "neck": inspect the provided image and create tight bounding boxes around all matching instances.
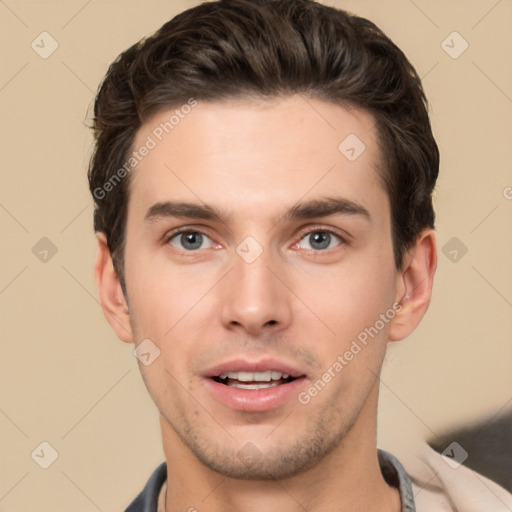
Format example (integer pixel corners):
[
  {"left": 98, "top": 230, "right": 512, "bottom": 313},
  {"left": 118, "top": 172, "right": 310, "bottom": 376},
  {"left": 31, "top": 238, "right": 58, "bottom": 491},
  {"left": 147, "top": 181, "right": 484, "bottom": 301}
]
[{"left": 161, "top": 384, "right": 401, "bottom": 512}]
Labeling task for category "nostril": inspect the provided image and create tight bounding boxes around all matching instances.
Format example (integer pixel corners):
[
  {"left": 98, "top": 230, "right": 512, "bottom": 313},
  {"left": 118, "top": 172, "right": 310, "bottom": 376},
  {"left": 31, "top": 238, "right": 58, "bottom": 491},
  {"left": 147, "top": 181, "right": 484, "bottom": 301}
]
[{"left": 264, "top": 320, "right": 278, "bottom": 326}]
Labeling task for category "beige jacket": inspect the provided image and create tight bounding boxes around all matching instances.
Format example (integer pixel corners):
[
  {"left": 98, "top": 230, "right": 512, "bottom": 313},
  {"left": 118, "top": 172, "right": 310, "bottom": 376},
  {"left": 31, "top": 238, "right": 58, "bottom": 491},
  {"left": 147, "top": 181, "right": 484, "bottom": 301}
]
[{"left": 402, "top": 443, "right": 512, "bottom": 511}]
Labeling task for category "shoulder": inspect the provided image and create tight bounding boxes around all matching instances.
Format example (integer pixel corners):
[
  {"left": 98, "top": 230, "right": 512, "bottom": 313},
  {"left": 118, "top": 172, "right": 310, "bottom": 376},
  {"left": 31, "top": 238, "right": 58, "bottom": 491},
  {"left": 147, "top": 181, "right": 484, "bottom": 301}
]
[{"left": 396, "top": 442, "right": 512, "bottom": 512}]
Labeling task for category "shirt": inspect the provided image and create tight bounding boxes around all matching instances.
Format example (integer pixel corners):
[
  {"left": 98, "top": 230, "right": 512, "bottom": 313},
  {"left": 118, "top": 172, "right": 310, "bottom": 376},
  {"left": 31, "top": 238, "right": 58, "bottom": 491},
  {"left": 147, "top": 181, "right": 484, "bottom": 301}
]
[{"left": 124, "top": 449, "right": 416, "bottom": 512}]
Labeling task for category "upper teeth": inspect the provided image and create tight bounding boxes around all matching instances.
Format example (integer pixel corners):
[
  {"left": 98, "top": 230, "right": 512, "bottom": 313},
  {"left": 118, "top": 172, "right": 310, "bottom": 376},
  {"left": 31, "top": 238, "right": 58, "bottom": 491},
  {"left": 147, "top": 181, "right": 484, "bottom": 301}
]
[{"left": 219, "top": 371, "right": 290, "bottom": 382}]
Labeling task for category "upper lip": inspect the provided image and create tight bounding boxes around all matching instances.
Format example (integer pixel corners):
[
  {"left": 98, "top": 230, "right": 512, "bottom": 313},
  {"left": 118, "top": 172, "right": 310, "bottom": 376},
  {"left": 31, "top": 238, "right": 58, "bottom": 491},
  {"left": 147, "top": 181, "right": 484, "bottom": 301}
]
[{"left": 203, "top": 358, "right": 307, "bottom": 379}]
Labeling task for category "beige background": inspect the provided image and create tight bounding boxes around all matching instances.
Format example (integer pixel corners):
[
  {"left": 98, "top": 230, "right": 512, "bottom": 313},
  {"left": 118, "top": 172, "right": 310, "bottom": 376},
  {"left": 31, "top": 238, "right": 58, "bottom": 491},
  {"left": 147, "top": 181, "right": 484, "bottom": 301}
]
[{"left": 0, "top": 0, "right": 511, "bottom": 510}]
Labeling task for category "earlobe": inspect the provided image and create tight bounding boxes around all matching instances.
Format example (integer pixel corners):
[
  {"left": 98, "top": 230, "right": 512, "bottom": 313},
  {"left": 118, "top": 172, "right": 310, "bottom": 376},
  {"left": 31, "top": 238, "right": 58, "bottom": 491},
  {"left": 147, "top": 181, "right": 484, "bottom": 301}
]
[
  {"left": 94, "top": 232, "right": 133, "bottom": 344},
  {"left": 388, "top": 229, "right": 437, "bottom": 342}
]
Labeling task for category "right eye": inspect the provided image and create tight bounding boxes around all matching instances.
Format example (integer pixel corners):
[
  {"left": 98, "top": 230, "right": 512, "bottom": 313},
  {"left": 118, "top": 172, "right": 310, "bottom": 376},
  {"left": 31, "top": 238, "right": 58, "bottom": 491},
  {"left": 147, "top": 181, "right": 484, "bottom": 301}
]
[{"left": 167, "top": 231, "right": 214, "bottom": 251}]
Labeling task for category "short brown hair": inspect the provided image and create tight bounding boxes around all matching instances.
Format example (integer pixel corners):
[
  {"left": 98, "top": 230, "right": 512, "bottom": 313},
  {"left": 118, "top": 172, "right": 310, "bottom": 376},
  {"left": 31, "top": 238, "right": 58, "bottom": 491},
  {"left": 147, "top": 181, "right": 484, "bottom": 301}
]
[{"left": 88, "top": 0, "right": 439, "bottom": 295}]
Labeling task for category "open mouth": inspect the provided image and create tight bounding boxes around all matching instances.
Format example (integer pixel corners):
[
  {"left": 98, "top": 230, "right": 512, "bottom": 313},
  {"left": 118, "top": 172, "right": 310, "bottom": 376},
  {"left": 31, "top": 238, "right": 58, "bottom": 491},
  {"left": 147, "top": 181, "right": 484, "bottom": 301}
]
[{"left": 212, "top": 370, "right": 298, "bottom": 390}]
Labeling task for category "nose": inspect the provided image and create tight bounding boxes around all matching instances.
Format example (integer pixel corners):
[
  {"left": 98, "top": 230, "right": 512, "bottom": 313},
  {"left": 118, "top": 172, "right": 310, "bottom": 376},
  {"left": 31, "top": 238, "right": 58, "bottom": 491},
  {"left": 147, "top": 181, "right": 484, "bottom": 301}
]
[{"left": 220, "top": 246, "right": 292, "bottom": 336}]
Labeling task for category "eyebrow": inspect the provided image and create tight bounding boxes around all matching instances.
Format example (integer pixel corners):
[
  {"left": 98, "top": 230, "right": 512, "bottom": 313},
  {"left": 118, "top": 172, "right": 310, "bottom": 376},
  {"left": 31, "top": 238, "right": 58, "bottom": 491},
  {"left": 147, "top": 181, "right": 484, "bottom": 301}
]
[
  {"left": 143, "top": 196, "right": 371, "bottom": 225},
  {"left": 281, "top": 197, "right": 371, "bottom": 222}
]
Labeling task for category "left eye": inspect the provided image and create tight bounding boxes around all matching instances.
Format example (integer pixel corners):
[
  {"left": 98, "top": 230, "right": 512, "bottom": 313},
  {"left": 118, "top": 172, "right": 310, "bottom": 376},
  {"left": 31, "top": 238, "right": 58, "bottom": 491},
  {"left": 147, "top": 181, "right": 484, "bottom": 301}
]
[
  {"left": 297, "top": 231, "right": 342, "bottom": 251},
  {"left": 168, "top": 231, "right": 214, "bottom": 251}
]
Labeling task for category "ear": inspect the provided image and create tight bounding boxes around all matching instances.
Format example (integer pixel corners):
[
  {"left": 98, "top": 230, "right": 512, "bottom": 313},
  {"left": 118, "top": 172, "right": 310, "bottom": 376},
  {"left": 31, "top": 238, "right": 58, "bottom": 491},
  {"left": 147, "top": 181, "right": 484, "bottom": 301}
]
[
  {"left": 388, "top": 229, "right": 437, "bottom": 342},
  {"left": 94, "top": 232, "right": 133, "bottom": 344}
]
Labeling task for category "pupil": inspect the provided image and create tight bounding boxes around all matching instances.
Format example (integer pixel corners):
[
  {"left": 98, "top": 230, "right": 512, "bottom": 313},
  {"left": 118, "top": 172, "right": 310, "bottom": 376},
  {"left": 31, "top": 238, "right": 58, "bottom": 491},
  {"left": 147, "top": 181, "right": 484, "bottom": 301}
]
[
  {"left": 310, "top": 231, "right": 330, "bottom": 250},
  {"left": 182, "top": 232, "right": 202, "bottom": 250}
]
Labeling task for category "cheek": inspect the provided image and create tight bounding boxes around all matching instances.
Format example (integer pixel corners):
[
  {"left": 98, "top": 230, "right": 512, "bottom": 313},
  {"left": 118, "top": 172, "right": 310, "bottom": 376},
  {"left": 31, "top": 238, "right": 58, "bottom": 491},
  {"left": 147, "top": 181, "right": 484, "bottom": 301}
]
[
  {"left": 125, "top": 263, "right": 219, "bottom": 391},
  {"left": 292, "top": 255, "right": 396, "bottom": 346},
  {"left": 125, "top": 244, "right": 214, "bottom": 338},
  {"left": 296, "top": 264, "right": 394, "bottom": 407}
]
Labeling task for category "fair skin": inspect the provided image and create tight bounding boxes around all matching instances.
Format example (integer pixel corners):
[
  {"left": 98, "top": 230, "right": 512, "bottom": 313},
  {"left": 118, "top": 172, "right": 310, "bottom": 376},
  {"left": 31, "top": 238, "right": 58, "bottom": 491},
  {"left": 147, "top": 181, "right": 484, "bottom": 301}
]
[{"left": 95, "top": 95, "right": 436, "bottom": 512}]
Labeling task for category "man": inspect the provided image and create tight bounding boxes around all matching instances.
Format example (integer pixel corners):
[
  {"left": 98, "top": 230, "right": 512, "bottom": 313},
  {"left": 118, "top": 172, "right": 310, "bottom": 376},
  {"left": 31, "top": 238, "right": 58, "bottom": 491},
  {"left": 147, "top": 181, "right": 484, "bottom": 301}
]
[{"left": 87, "top": 1, "right": 511, "bottom": 511}]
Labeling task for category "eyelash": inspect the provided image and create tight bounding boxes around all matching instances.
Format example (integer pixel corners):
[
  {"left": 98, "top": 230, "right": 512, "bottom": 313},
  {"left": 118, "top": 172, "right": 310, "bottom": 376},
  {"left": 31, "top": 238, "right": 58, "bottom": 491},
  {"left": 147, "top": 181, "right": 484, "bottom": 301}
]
[
  {"left": 294, "top": 227, "right": 347, "bottom": 251},
  {"left": 164, "top": 225, "right": 348, "bottom": 253},
  {"left": 164, "top": 227, "right": 218, "bottom": 252}
]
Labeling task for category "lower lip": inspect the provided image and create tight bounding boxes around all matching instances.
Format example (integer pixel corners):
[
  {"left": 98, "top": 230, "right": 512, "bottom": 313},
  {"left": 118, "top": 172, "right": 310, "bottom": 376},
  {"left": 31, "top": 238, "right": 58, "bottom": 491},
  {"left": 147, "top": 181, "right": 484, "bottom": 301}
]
[{"left": 204, "top": 377, "right": 306, "bottom": 412}]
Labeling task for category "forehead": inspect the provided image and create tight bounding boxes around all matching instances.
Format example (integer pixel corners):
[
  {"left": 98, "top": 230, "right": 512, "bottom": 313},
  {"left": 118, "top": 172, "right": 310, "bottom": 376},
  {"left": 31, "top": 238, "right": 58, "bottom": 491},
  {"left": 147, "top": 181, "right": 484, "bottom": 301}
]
[{"left": 127, "top": 95, "right": 386, "bottom": 219}]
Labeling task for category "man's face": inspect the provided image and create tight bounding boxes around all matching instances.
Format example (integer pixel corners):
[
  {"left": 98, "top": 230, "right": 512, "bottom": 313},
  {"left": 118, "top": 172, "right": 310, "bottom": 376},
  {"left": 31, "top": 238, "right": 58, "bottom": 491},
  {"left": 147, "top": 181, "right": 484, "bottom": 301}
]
[{"left": 122, "top": 95, "right": 403, "bottom": 479}]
